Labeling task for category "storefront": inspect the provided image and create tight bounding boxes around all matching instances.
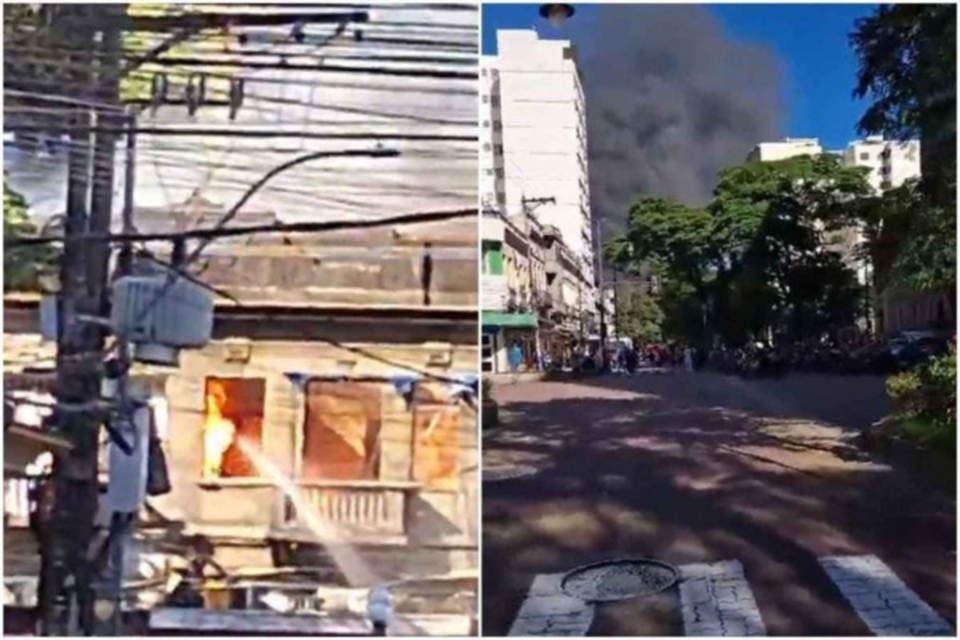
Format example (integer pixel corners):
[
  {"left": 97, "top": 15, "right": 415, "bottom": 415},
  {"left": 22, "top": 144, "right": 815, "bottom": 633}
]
[{"left": 481, "top": 312, "right": 539, "bottom": 373}]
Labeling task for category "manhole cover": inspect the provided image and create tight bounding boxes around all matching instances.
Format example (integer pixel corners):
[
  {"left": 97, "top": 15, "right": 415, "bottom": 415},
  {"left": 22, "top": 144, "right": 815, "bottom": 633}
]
[
  {"left": 561, "top": 558, "right": 679, "bottom": 602},
  {"left": 482, "top": 465, "right": 538, "bottom": 482}
]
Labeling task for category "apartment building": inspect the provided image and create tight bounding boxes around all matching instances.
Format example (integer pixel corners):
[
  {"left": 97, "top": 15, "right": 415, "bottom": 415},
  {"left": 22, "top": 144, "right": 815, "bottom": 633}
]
[
  {"left": 842, "top": 136, "right": 922, "bottom": 193},
  {"left": 480, "top": 30, "right": 600, "bottom": 372},
  {"left": 482, "top": 29, "right": 595, "bottom": 302}
]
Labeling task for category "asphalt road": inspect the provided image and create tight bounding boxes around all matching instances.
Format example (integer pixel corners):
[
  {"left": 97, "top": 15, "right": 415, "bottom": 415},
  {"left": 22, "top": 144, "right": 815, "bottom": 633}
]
[{"left": 482, "top": 371, "right": 956, "bottom": 636}]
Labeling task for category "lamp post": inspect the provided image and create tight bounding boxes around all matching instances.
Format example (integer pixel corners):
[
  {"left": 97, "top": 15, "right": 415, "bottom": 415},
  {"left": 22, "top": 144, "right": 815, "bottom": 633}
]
[{"left": 539, "top": 3, "right": 575, "bottom": 27}]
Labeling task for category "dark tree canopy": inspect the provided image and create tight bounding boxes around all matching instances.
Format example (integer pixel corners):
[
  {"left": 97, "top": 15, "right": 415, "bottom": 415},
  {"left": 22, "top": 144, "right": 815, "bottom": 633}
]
[
  {"left": 610, "top": 155, "right": 871, "bottom": 348},
  {"left": 851, "top": 4, "right": 956, "bottom": 299}
]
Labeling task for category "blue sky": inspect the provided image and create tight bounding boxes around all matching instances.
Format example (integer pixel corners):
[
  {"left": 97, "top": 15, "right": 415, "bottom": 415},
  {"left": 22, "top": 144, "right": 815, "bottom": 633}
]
[{"left": 481, "top": 3, "right": 878, "bottom": 150}]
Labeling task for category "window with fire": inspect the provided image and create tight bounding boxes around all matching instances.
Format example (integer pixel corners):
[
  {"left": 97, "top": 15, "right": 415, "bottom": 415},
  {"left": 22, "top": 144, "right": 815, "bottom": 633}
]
[
  {"left": 411, "top": 384, "right": 463, "bottom": 490},
  {"left": 203, "top": 377, "right": 265, "bottom": 478},
  {"left": 301, "top": 380, "right": 462, "bottom": 488}
]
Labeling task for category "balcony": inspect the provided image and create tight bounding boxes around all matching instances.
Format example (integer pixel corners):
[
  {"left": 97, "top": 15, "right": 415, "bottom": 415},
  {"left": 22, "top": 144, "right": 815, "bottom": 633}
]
[
  {"left": 272, "top": 480, "right": 418, "bottom": 544},
  {"left": 530, "top": 290, "right": 554, "bottom": 318},
  {"left": 505, "top": 290, "right": 533, "bottom": 315}
]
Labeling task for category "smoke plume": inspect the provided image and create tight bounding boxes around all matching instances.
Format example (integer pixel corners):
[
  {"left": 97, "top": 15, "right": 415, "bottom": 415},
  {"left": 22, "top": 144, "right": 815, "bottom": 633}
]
[{"left": 570, "top": 5, "right": 784, "bottom": 231}]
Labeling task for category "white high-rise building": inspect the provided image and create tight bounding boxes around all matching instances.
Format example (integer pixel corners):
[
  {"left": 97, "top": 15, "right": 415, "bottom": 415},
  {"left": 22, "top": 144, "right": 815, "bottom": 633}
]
[
  {"left": 842, "top": 136, "right": 921, "bottom": 193},
  {"left": 482, "top": 30, "right": 595, "bottom": 291},
  {"left": 749, "top": 136, "right": 921, "bottom": 193}
]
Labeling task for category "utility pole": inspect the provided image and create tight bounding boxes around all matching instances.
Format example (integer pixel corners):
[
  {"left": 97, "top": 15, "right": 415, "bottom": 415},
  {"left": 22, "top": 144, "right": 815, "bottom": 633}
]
[
  {"left": 594, "top": 212, "right": 607, "bottom": 369},
  {"left": 38, "top": 6, "right": 123, "bottom": 635},
  {"left": 38, "top": 7, "right": 95, "bottom": 634},
  {"left": 612, "top": 266, "right": 619, "bottom": 342}
]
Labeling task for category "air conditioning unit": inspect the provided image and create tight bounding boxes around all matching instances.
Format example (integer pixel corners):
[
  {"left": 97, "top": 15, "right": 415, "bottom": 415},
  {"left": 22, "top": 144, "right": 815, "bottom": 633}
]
[{"left": 111, "top": 274, "right": 214, "bottom": 365}]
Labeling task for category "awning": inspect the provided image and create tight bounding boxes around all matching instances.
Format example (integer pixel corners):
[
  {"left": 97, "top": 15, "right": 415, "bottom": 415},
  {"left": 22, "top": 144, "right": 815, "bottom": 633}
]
[{"left": 481, "top": 312, "right": 538, "bottom": 328}]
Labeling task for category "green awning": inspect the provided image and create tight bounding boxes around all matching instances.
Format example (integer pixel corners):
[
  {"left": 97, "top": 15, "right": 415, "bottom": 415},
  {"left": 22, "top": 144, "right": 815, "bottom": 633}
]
[{"left": 482, "top": 311, "right": 538, "bottom": 328}]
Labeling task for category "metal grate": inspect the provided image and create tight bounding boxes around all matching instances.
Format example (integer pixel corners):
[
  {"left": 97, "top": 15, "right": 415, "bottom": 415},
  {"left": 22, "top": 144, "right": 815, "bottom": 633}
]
[{"left": 561, "top": 558, "right": 679, "bottom": 602}]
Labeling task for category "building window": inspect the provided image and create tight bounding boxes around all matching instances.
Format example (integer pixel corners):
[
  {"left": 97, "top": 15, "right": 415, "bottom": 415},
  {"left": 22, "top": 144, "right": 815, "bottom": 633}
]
[
  {"left": 493, "top": 144, "right": 503, "bottom": 155},
  {"left": 482, "top": 95, "right": 489, "bottom": 103},
  {"left": 483, "top": 143, "right": 491, "bottom": 151},
  {"left": 302, "top": 381, "right": 382, "bottom": 480},
  {"left": 482, "top": 120, "right": 490, "bottom": 128},
  {"left": 411, "top": 384, "right": 461, "bottom": 490},
  {"left": 202, "top": 378, "right": 265, "bottom": 478},
  {"left": 860, "top": 152, "right": 870, "bottom": 161}
]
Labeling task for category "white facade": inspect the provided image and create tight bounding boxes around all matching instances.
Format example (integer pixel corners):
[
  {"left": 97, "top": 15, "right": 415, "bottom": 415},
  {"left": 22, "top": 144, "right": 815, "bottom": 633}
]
[
  {"left": 483, "top": 30, "right": 595, "bottom": 293},
  {"left": 842, "top": 136, "right": 921, "bottom": 194},
  {"left": 748, "top": 138, "right": 823, "bottom": 162}
]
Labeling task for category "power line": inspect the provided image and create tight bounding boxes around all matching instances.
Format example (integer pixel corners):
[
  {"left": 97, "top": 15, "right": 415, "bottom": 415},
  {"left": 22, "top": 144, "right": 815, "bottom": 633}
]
[
  {"left": 4, "top": 124, "right": 478, "bottom": 142},
  {"left": 7, "top": 207, "right": 477, "bottom": 248},
  {"left": 6, "top": 50, "right": 477, "bottom": 81}
]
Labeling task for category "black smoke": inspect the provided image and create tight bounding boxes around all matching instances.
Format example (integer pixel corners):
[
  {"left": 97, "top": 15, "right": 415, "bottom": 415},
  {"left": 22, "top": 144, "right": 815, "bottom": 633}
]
[{"left": 567, "top": 5, "right": 785, "bottom": 231}]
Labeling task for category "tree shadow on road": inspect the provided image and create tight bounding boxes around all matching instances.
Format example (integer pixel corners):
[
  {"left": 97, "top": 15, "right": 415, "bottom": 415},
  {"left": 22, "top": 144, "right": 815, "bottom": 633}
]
[{"left": 481, "top": 374, "right": 956, "bottom": 636}]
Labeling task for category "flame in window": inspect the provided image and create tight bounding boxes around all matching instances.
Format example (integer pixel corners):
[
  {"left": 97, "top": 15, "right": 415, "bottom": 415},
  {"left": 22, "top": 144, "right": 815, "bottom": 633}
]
[{"left": 203, "top": 380, "right": 237, "bottom": 477}]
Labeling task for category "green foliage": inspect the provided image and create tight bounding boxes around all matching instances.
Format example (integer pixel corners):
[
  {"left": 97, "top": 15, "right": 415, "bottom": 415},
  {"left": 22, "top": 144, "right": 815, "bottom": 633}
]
[
  {"left": 614, "top": 285, "right": 665, "bottom": 344},
  {"left": 610, "top": 155, "right": 870, "bottom": 348},
  {"left": 851, "top": 4, "right": 956, "bottom": 305},
  {"left": 4, "top": 181, "right": 58, "bottom": 292},
  {"left": 887, "top": 349, "right": 956, "bottom": 452},
  {"left": 851, "top": 4, "right": 956, "bottom": 207}
]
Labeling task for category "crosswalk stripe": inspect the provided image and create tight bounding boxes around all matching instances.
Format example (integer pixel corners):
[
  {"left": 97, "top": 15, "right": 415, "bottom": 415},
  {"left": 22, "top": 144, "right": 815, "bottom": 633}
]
[
  {"left": 678, "top": 560, "right": 767, "bottom": 636},
  {"left": 507, "top": 573, "right": 595, "bottom": 637},
  {"left": 819, "top": 555, "right": 953, "bottom": 636}
]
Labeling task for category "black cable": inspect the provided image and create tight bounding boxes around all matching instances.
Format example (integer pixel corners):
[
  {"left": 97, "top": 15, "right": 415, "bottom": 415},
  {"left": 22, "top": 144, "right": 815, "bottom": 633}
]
[
  {"left": 4, "top": 124, "right": 477, "bottom": 142},
  {"left": 132, "top": 56, "right": 478, "bottom": 79},
  {"left": 7, "top": 207, "right": 477, "bottom": 248}
]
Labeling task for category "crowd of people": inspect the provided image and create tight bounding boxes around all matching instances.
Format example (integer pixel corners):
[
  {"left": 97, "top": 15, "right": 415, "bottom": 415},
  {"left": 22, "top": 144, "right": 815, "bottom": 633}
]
[{"left": 505, "top": 332, "right": 951, "bottom": 379}]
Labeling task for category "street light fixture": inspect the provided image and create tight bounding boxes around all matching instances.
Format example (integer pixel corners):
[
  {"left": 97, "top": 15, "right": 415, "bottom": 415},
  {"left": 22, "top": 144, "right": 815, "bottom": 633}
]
[{"left": 538, "top": 3, "right": 575, "bottom": 28}]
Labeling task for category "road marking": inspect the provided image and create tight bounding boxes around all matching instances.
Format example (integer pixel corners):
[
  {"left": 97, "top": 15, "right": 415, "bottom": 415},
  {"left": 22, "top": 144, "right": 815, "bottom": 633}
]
[
  {"left": 678, "top": 560, "right": 767, "bottom": 636},
  {"left": 819, "top": 555, "right": 953, "bottom": 636},
  {"left": 507, "top": 573, "right": 595, "bottom": 636}
]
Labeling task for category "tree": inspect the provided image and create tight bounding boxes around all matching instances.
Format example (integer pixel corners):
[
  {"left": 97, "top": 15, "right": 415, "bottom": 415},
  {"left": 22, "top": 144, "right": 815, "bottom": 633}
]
[
  {"left": 4, "top": 181, "right": 58, "bottom": 292},
  {"left": 851, "top": 4, "right": 956, "bottom": 310},
  {"left": 613, "top": 284, "right": 665, "bottom": 344},
  {"left": 709, "top": 155, "right": 871, "bottom": 345},
  {"left": 607, "top": 197, "right": 717, "bottom": 346},
  {"left": 610, "top": 155, "right": 872, "bottom": 348},
  {"left": 851, "top": 3, "right": 956, "bottom": 208}
]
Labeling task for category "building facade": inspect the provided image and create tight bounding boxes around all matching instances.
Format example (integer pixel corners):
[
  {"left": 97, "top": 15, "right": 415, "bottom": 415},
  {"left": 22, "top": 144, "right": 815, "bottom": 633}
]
[
  {"left": 481, "top": 30, "right": 596, "bottom": 310},
  {"left": 480, "top": 30, "right": 599, "bottom": 371},
  {"left": 747, "top": 138, "right": 823, "bottom": 163},
  {"left": 842, "top": 136, "right": 922, "bottom": 193},
  {"left": 480, "top": 208, "right": 593, "bottom": 374}
]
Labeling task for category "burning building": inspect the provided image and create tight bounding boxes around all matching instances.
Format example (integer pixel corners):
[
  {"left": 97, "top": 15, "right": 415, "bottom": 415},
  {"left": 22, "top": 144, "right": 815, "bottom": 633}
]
[{"left": 4, "top": 3, "right": 479, "bottom": 633}]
